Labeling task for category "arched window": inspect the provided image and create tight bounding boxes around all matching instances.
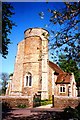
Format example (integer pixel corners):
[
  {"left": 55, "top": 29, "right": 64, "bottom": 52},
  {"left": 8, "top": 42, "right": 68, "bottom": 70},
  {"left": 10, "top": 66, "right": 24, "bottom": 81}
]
[{"left": 24, "top": 72, "right": 32, "bottom": 87}]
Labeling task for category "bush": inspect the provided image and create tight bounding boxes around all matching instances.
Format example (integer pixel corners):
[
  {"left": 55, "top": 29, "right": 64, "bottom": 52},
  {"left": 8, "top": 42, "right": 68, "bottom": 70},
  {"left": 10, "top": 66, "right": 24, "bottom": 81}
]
[
  {"left": 75, "top": 103, "right": 80, "bottom": 119},
  {"left": 33, "top": 97, "right": 40, "bottom": 102},
  {"left": 2, "top": 102, "right": 12, "bottom": 111},
  {"left": 63, "top": 106, "right": 80, "bottom": 119},
  {"left": 41, "top": 99, "right": 52, "bottom": 106},
  {"left": 17, "top": 104, "right": 26, "bottom": 108},
  {"left": 33, "top": 98, "right": 52, "bottom": 107},
  {"left": 33, "top": 97, "right": 41, "bottom": 107}
]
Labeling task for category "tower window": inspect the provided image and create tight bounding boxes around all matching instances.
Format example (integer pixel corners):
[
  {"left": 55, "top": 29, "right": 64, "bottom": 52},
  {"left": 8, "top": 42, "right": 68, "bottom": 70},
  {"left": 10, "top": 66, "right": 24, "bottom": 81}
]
[{"left": 24, "top": 72, "right": 32, "bottom": 87}]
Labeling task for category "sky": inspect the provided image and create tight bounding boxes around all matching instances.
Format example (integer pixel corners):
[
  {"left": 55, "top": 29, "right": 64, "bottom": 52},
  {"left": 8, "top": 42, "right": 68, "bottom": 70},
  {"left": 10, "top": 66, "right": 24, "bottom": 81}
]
[{"left": 2, "top": 2, "right": 64, "bottom": 75}]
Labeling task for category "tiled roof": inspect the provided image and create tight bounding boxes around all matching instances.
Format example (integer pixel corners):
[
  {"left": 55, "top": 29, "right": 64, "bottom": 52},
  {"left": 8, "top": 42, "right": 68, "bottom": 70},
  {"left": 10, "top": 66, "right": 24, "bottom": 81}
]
[
  {"left": 48, "top": 61, "right": 72, "bottom": 84},
  {"left": 56, "top": 73, "right": 71, "bottom": 84},
  {"left": 49, "top": 61, "right": 64, "bottom": 74}
]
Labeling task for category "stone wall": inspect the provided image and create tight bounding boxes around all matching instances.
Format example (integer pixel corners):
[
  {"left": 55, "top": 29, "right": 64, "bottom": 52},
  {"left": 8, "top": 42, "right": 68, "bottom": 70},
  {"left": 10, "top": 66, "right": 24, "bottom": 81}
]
[
  {"left": 1, "top": 96, "right": 80, "bottom": 109},
  {"left": 54, "top": 96, "right": 80, "bottom": 108},
  {"left": 10, "top": 40, "right": 25, "bottom": 93},
  {"left": 0, "top": 96, "right": 33, "bottom": 108},
  {"left": 48, "top": 66, "right": 53, "bottom": 100}
]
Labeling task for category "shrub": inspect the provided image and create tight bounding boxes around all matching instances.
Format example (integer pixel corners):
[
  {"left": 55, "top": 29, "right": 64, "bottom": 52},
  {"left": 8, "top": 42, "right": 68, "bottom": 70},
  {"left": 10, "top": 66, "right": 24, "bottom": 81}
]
[
  {"left": 33, "top": 98, "right": 52, "bottom": 107},
  {"left": 75, "top": 103, "right": 80, "bottom": 119},
  {"left": 63, "top": 106, "right": 79, "bottom": 119},
  {"left": 41, "top": 99, "right": 52, "bottom": 106},
  {"left": 2, "top": 102, "right": 12, "bottom": 111},
  {"left": 33, "top": 97, "right": 40, "bottom": 102},
  {"left": 33, "top": 97, "right": 41, "bottom": 107},
  {"left": 17, "top": 104, "right": 26, "bottom": 108}
]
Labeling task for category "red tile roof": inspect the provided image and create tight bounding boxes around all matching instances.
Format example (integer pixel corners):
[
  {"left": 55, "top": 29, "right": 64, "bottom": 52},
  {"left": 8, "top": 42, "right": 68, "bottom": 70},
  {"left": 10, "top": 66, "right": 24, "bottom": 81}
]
[
  {"left": 56, "top": 73, "right": 71, "bottom": 84},
  {"left": 49, "top": 61, "right": 72, "bottom": 84},
  {"left": 49, "top": 61, "right": 64, "bottom": 74}
]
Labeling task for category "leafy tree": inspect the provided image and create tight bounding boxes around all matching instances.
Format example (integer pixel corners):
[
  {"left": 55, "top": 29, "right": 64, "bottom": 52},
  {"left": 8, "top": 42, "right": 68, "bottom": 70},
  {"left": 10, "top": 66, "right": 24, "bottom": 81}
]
[
  {"left": 2, "top": 2, "right": 16, "bottom": 58},
  {"left": 0, "top": 2, "right": 2, "bottom": 54},
  {"left": 58, "top": 54, "right": 80, "bottom": 81},
  {"left": 49, "top": 2, "right": 80, "bottom": 63},
  {"left": 0, "top": 73, "right": 9, "bottom": 95},
  {"left": 39, "top": 2, "right": 80, "bottom": 64}
]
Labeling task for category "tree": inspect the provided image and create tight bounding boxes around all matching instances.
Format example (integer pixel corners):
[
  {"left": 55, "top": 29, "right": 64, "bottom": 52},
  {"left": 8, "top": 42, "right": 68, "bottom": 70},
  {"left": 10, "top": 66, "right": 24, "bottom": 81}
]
[
  {"left": 49, "top": 2, "right": 80, "bottom": 63},
  {"left": 58, "top": 54, "right": 80, "bottom": 81},
  {"left": 39, "top": 2, "right": 80, "bottom": 64},
  {"left": 2, "top": 2, "right": 16, "bottom": 58},
  {"left": 0, "top": 73, "right": 9, "bottom": 95},
  {"left": 0, "top": 2, "right": 2, "bottom": 54}
]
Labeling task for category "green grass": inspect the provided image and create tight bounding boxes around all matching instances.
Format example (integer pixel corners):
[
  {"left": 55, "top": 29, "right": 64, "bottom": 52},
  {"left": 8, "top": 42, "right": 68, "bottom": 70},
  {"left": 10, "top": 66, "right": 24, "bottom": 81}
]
[{"left": 41, "top": 99, "right": 52, "bottom": 106}]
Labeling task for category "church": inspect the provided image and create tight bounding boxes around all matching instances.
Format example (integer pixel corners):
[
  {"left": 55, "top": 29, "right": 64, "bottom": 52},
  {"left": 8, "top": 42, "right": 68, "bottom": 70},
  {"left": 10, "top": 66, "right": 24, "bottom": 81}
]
[{"left": 6, "top": 28, "right": 77, "bottom": 100}]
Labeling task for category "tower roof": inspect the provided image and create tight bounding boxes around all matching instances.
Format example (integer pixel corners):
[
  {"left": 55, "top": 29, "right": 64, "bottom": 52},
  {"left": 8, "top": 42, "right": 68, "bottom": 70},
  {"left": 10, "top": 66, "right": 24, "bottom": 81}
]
[{"left": 24, "top": 27, "right": 49, "bottom": 40}]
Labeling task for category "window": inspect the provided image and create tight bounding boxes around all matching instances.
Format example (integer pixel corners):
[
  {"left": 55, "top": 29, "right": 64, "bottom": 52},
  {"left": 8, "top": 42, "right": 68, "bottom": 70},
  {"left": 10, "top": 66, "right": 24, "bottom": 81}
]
[
  {"left": 24, "top": 72, "right": 32, "bottom": 87},
  {"left": 59, "top": 85, "right": 66, "bottom": 93}
]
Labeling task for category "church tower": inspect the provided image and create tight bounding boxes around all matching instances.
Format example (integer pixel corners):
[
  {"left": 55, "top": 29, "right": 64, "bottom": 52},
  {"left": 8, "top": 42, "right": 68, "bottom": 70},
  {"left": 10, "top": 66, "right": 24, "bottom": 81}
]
[{"left": 8, "top": 28, "right": 49, "bottom": 100}]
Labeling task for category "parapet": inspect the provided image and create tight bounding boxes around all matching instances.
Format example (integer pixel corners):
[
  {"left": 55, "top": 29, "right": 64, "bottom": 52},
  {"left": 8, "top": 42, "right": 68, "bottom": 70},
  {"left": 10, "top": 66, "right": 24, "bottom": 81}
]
[{"left": 24, "top": 28, "right": 49, "bottom": 40}]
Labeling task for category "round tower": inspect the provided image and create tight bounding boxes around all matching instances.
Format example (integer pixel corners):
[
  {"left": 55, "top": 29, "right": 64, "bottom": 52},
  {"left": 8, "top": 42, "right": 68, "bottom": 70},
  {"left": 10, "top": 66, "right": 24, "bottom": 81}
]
[{"left": 8, "top": 28, "right": 49, "bottom": 100}]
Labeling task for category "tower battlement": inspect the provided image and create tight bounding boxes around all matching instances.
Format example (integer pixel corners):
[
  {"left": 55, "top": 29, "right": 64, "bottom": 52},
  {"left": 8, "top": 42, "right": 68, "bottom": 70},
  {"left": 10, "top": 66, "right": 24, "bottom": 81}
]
[{"left": 24, "top": 28, "right": 49, "bottom": 40}]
